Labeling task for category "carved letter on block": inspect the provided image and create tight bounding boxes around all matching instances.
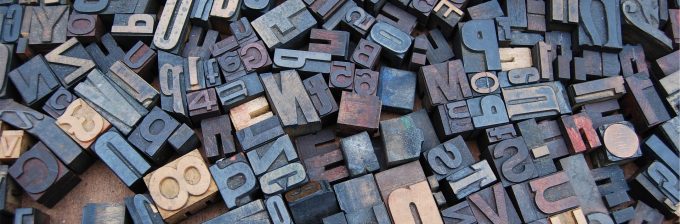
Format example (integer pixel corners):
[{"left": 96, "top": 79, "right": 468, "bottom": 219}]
[
  {"left": 93, "top": 131, "right": 151, "bottom": 193},
  {"left": 251, "top": 0, "right": 316, "bottom": 49},
  {"left": 153, "top": 0, "right": 193, "bottom": 54},
  {"left": 261, "top": 71, "right": 321, "bottom": 136},
  {"left": 454, "top": 19, "right": 501, "bottom": 73}
]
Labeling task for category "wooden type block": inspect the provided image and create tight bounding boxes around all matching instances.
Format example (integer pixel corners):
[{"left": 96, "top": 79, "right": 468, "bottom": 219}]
[
  {"left": 407, "top": 0, "right": 436, "bottom": 24},
  {"left": 537, "top": 119, "right": 570, "bottom": 158},
  {"left": 323, "top": 213, "right": 349, "bottom": 224},
  {"left": 182, "top": 27, "right": 218, "bottom": 60},
  {"left": 246, "top": 134, "right": 297, "bottom": 177},
  {"left": 108, "top": 61, "right": 158, "bottom": 109},
  {"left": 376, "top": 3, "right": 416, "bottom": 34},
  {"left": 0, "top": 43, "right": 14, "bottom": 100},
  {"left": 466, "top": 94, "right": 508, "bottom": 129},
  {"left": 93, "top": 131, "right": 151, "bottom": 192},
  {"left": 229, "top": 17, "right": 258, "bottom": 47},
  {"left": 210, "top": 153, "right": 258, "bottom": 209},
  {"left": 423, "top": 136, "right": 474, "bottom": 181},
  {"left": 216, "top": 73, "right": 264, "bottom": 110},
  {"left": 367, "top": 22, "right": 412, "bottom": 65},
  {"left": 453, "top": 19, "right": 501, "bottom": 73},
  {"left": 544, "top": 31, "right": 572, "bottom": 82},
  {"left": 659, "top": 116, "right": 680, "bottom": 152},
  {"left": 590, "top": 165, "right": 630, "bottom": 207},
  {"left": 66, "top": 13, "right": 103, "bottom": 44},
  {"left": 76, "top": 69, "right": 148, "bottom": 136},
  {"left": 1, "top": 4, "right": 22, "bottom": 43},
  {"left": 309, "top": 29, "right": 350, "bottom": 60},
  {"left": 303, "top": 73, "right": 338, "bottom": 120},
  {"left": 259, "top": 162, "right": 308, "bottom": 195},
  {"left": 153, "top": 0, "right": 192, "bottom": 53},
  {"left": 125, "top": 194, "right": 164, "bottom": 224},
  {"left": 337, "top": 92, "right": 381, "bottom": 135},
  {"left": 641, "top": 134, "right": 679, "bottom": 176},
  {"left": 307, "top": 0, "right": 346, "bottom": 21},
  {"left": 143, "top": 150, "right": 218, "bottom": 223},
  {"left": 628, "top": 201, "right": 664, "bottom": 224},
  {"left": 499, "top": 47, "right": 532, "bottom": 72},
  {"left": 577, "top": 0, "right": 622, "bottom": 50},
  {"left": 442, "top": 201, "right": 477, "bottom": 224},
  {"left": 495, "top": 17, "right": 512, "bottom": 45},
  {"left": 190, "top": 0, "right": 213, "bottom": 27},
  {"left": 516, "top": 119, "right": 549, "bottom": 159},
  {"left": 374, "top": 161, "right": 443, "bottom": 224},
  {"left": 9, "top": 142, "right": 80, "bottom": 208},
  {"left": 350, "top": 38, "right": 381, "bottom": 70},
  {"left": 204, "top": 58, "right": 222, "bottom": 88},
  {"left": 405, "top": 108, "right": 440, "bottom": 150},
  {"left": 611, "top": 207, "right": 635, "bottom": 223},
  {"left": 429, "top": 0, "right": 465, "bottom": 36},
  {"left": 204, "top": 200, "right": 270, "bottom": 224},
  {"left": 157, "top": 51, "right": 189, "bottom": 121},
  {"left": 13, "top": 208, "right": 50, "bottom": 224},
  {"left": 586, "top": 212, "right": 616, "bottom": 224},
  {"left": 201, "top": 115, "right": 236, "bottom": 163},
  {"left": 467, "top": 0, "right": 504, "bottom": 20},
  {"left": 433, "top": 101, "right": 470, "bottom": 140},
  {"left": 497, "top": 67, "right": 541, "bottom": 87},
  {"left": 548, "top": 208, "right": 588, "bottom": 224},
  {"left": 444, "top": 160, "right": 496, "bottom": 200},
  {"left": 581, "top": 99, "right": 625, "bottom": 130},
  {"left": 621, "top": 73, "right": 671, "bottom": 131},
  {"left": 353, "top": 69, "right": 378, "bottom": 96},
  {"left": 621, "top": 0, "right": 673, "bottom": 59},
  {"left": 468, "top": 71, "right": 500, "bottom": 96},
  {"left": 265, "top": 194, "right": 293, "bottom": 224},
  {"left": 8, "top": 55, "right": 58, "bottom": 107},
  {"left": 111, "top": 14, "right": 155, "bottom": 46},
  {"left": 501, "top": 82, "right": 571, "bottom": 121},
  {"left": 261, "top": 71, "right": 321, "bottom": 136},
  {"left": 186, "top": 57, "right": 207, "bottom": 92},
  {"left": 0, "top": 99, "right": 92, "bottom": 173},
  {"left": 654, "top": 51, "right": 679, "bottom": 78},
  {"left": 340, "top": 6, "right": 375, "bottom": 40},
  {"left": 239, "top": 40, "right": 272, "bottom": 73},
  {"left": 658, "top": 71, "right": 680, "bottom": 115},
  {"left": 668, "top": 9, "right": 680, "bottom": 48},
  {"left": 44, "top": 37, "right": 95, "bottom": 88},
  {"left": 409, "top": 35, "right": 428, "bottom": 71},
  {"left": 0, "top": 130, "right": 31, "bottom": 162},
  {"left": 510, "top": 171, "right": 578, "bottom": 223},
  {"left": 127, "top": 107, "right": 179, "bottom": 165},
  {"left": 467, "top": 183, "right": 521, "bottom": 224},
  {"left": 81, "top": 203, "right": 127, "bottom": 224},
  {"left": 547, "top": 0, "right": 578, "bottom": 27},
  {"left": 333, "top": 174, "right": 391, "bottom": 224},
  {"left": 217, "top": 50, "right": 247, "bottom": 83},
  {"left": 285, "top": 181, "right": 340, "bottom": 223},
  {"left": 251, "top": 0, "right": 316, "bottom": 49},
  {"left": 272, "top": 49, "right": 331, "bottom": 74},
  {"left": 419, "top": 60, "right": 471, "bottom": 110},
  {"left": 339, "top": 132, "right": 380, "bottom": 176},
  {"left": 72, "top": 0, "right": 109, "bottom": 13},
  {"left": 209, "top": 0, "right": 241, "bottom": 32},
  {"left": 167, "top": 123, "right": 199, "bottom": 155},
  {"left": 558, "top": 113, "right": 601, "bottom": 154},
  {"left": 572, "top": 50, "right": 621, "bottom": 80},
  {"left": 321, "top": 0, "right": 355, "bottom": 30},
  {"left": 56, "top": 98, "right": 110, "bottom": 150},
  {"left": 186, "top": 88, "right": 220, "bottom": 124},
  {"left": 27, "top": 5, "right": 67, "bottom": 51},
  {"left": 526, "top": 0, "right": 546, "bottom": 32},
  {"left": 0, "top": 165, "right": 20, "bottom": 215},
  {"left": 558, "top": 154, "right": 608, "bottom": 215},
  {"left": 593, "top": 121, "right": 641, "bottom": 166},
  {"left": 235, "top": 115, "right": 284, "bottom": 152},
  {"left": 568, "top": 76, "right": 625, "bottom": 108},
  {"left": 377, "top": 66, "right": 415, "bottom": 113},
  {"left": 618, "top": 44, "right": 648, "bottom": 77},
  {"left": 85, "top": 33, "right": 124, "bottom": 72},
  {"left": 507, "top": 29, "right": 544, "bottom": 47},
  {"left": 295, "top": 128, "right": 348, "bottom": 183},
  {"left": 380, "top": 115, "right": 423, "bottom": 167},
  {"left": 532, "top": 42, "right": 553, "bottom": 81},
  {"left": 485, "top": 123, "right": 517, "bottom": 145},
  {"left": 419, "top": 29, "right": 454, "bottom": 64},
  {"left": 328, "top": 61, "right": 355, "bottom": 93},
  {"left": 484, "top": 137, "right": 540, "bottom": 187}
]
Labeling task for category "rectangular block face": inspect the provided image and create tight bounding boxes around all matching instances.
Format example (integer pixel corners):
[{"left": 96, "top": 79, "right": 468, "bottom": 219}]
[
  {"left": 501, "top": 82, "right": 572, "bottom": 121},
  {"left": 93, "top": 131, "right": 151, "bottom": 192},
  {"left": 0, "top": 130, "right": 32, "bottom": 163},
  {"left": 153, "top": 0, "right": 192, "bottom": 54},
  {"left": 44, "top": 38, "right": 95, "bottom": 88},
  {"left": 81, "top": 203, "right": 127, "bottom": 224},
  {"left": 201, "top": 115, "right": 236, "bottom": 163},
  {"left": 143, "top": 150, "right": 218, "bottom": 223},
  {"left": 261, "top": 71, "right": 321, "bottom": 137},
  {"left": 56, "top": 98, "right": 111, "bottom": 150},
  {"left": 210, "top": 153, "right": 258, "bottom": 209},
  {"left": 284, "top": 181, "right": 339, "bottom": 224},
  {"left": 419, "top": 59, "right": 471, "bottom": 110},
  {"left": 380, "top": 115, "right": 424, "bottom": 167},
  {"left": 622, "top": 73, "right": 672, "bottom": 131},
  {"left": 125, "top": 194, "right": 165, "bottom": 224},
  {"left": 511, "top": 171, "right": 578, "bottom": 223},
  {"left": 28, "top": 6, "right": 68, "bottom": 50},
  {"left": 309, "top": 29, "right": 350, "bottom": 60},
  {"left": 251, "top": 0, "right": 316, "bottom": 49},
  {"left": 466, "top": 94, "right": 509, "bottom": 129},
  {"left": 217, "top": 73, "right": 265, "bottom": 110},
  {"left": 9, "top": 55, "right": 59, "bottom": 107},
  {"left": 467, "top": 183, "right": 522, "bottom": 224},
  {"left": 423, "top": 136, "right": 475, "bottom": 181},
  {"left": 340, "top": 132, "right": 380, "bottom": 177},
  {"left": 569, "top": 76, "right": 626, "bottom": 107},
  {"left": 558, "top": 154, "right": 608, "bottom": 216},
  {"left": 377, "top": 66, "right": 416, "bottom": 113},
  {"left": 127, "top": 107, "right": 179, "bottom": 165},
  {"left": 235, "top": 115, "right": 285, "bottom": 152},
  {"left": 295, "top": 129, "right": 348, "bottom": 183},
  {"left": 337, "top": 92, "right": 381, "bottom": 134},
  {"left": 445, "top": 160, "right": 497, "bottom": 200},
  {"left": 303, "top": 74, "right": 338, "bottom": 120},
  {"left": 9, "top": 142, "right": 81, "bottom": 208},
  {"left": 454, "top": 20, "right": 501, "bottom": 73}
]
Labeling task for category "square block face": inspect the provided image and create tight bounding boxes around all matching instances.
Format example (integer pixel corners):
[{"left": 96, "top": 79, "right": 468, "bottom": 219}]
[
  {"left": 229, "top": 96, "right": 273, "bottom": 131},
  {"left": 337, "top": 92, "right": 381, "bottom": 134},
  {"left": 143, "top": 150, "right": 218, "bottom": 223},
  {"left": 377, "top": 66, "right": 416, "bottom": 113},
  {"left": 56, "top": 98, "right": 110, "bottom": 149},
  {"left": 0, "top": 130, "right": 32, "bottom": 163}
]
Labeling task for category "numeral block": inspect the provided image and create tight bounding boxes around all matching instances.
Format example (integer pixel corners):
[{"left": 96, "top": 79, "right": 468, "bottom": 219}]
[
  {"left": 423, "top": 136, "right": 475, "bottom": 181},
  {"left": 56, "top": 99, "right": 110, "bottom": 149},
  {"left": 187, "top": 88, "right": 220, "bottom": 124},
  {"left": 144, "top": 150, "right": 218, "bottom": 223}
]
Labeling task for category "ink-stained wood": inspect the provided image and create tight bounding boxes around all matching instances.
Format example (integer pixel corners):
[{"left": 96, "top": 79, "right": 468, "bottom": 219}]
[
  {"left": 210, "top": 153, "right": 258, "bottom": 209},
  {"left": 309, "top": 29, "right": 350, "bottom": 60},
  {"left": 329, "top": 61, "right": 355, "bottom": 93},
  {"left": 201, "top": 115, "right": 236, "bottom": 163},
  {"left": 577, "top": 0, "right": 622, "bottom": 50},
  {"left": 168, "top": 123, "right": 200, "bottom": 155},
  {"left": 376, "top": 3, "right": 417, "bottom": 34},
  {"left": 209, "top": 0, "right": 241, "bottom": 32},
  {"left": 261, "top": 70, "right": 321, "bottom": 137},
  {"left": 9, "top": 142, "right": 81, "bottom": 208},
  {"left": 621, "top": 73, "right": 671, "bottom": 131},
  {"left": 217, "top": 73, "right": 264, "bottom": 110},
  {"left": 568, "top": 76, "right": 625, "bottom": 108},
  {"left": 251, "top": 0, "right": 316, "bottom": 49},
  {"left": 14, "top": 208, "right": 50, "bottom": 224},
  {"left": 594, "top": 121, "right": 641, "bottom": 166},
  {"left": 377, "top": 66, "right": 416, "bottom": 113},
  {"left": 235, "top": 115, "right": 284, "bottom": 152},
  {"left": 8, "top": 55, "right": 59, "bottom": 107},
  {"left": 367, "top": 22, "right": 412, "bottom": 65},
  {"left": 28, "top": 5, "right": 68, "bottom": 51},
  {"left": 558, "top": 154, "right": 608, "bottom": 215},
  {"left": 511, "top": 171, "right": 578, "bottom": 222},
  {"left": 1, "top": 4, "right": 22, "bottom": 43},
  {"left": 353, "top": 69, "right": 378, "bottom": 96},
  {"left": 423, "top": 136, "right": 475, "bottom": 181},
  {"left": 56, "top": 99, "right": 110, "bottom": 150},
  {"left": 337, "top": 91, "right": 381, "bottom": 134},
  {"left": 266, "top": 194, "right": 293, "bottom": 224},
  {"left": 0, "top": 129, "right": 31, "bottom": 162},
  {"left": 204, "top": 58, "right": 222, "bottom": 88},
  {"left": 467, "top": 0, "right": 503, "bottom": 20},
  {"left": 350, "top": 39, "right": 381, "bottom": 70},
  {"left": 429, "top": 0, "right": 465, "bottom": 36},
  {"left": 295, "top": 128, "right": 348, "bottom": 183},
  {"left": 81, "top": 203, "right": 127, "bottom": 224},
  {"left": 499, "top": 47, "right": 532, "bottom": 72},
  {"left": 485, "top": 137, "right": 539, "bottom": 187},
  {"left": 111, "top": 14, "right": 155, "bottom": 46},
  {"left": 339, "top": 131, "right": 380, "bottom": 176},
  {"left": 157, "top": 51, "right": 189, "bottom": 122},
  {"left": 85, "top": 33, "right": 125, "bottom": 72},
  {"left": 108, "top": 61, "right": 158, "bottom": 109},
  {"left": 621, "top": 0, "right": 673, "bottom": 59},
  {"left": 187, "top": 88, "right": 220, "bottom": 124},
  {"left": 333, "top": 174, "right": 390, "bottom": 223},
  {"left": 444, "top": 160, "right": 496, "bottom": 200},
  {"left": 454, "top": 19, "right": 501, "bottom": 73},
  {"left": 143, "top": 150, "right": 218, "bottom": 223},
  {"left": 66, "top": 13, "right": 103, "bottom": 44},
  {"left": 272, "top": 49, "right": 331, "bottom": 74},
  {"left": 127, "top": 107, "right": 178, "bottom": 165},
  {"left": 92, "top": 131, "right": 151, "bottom": 193},
  {"left": 284, "top": 181, "right": 340, "bottom": 223},
  {"left": 303, "top": 73, "right": 339, "bottom": 120},
  {"left": 380, "top": 115, "right": 423, "bottom": 167},
  {"left": 0, "top": 43, "right": 14, "bottom": 100},
  {"left": 259, "top": 162, "right": 308, "bottom": 195},
  {"left": 124, "top": 194, "right": 164, "bottom": 224},
  {"left": 501, "top": 82, "right": 571, "bottom": 121},
  {"left": 229, "top": 17, "right": 258, "bottom": 47},
  {"left": 44, "top": 37, "right": 95, "bottom": 88},
  {"left": 183, "top": 27, "right": 219, "bottom": 59},
  {"left": 341, "top": 6, "right": 375, "bottom": 39},
  {"left": 467, "top": 183, "right": 521, "bottom": 224},
  {"left": 619, "top": 44, "right": 648, "bottom": 77},
  {"left": 203, "top": 200, "right": 270, "bottom": 223},
  {"left": 0, "top": 164, "right": 20, "bottom": 215},
  {"left": 466, "top": 94, "right": 509, "bottom": 129},
  {"left": 239, "top": 40, "right": 272, "bottom": 73},
  {"left": 0, "top": 99, "right": 92, "bottom": 174},
  {"left": 419, "top": 60, "right": 471, "bottom": 110},
  {"left": 153, "top": 0, "right": 193, "bottom": 54}
]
